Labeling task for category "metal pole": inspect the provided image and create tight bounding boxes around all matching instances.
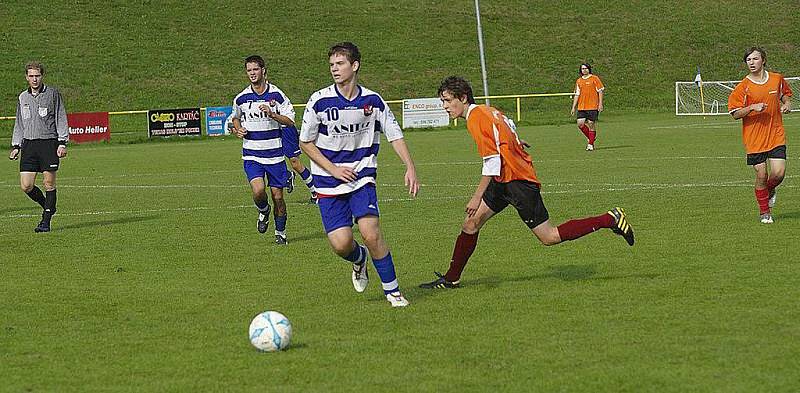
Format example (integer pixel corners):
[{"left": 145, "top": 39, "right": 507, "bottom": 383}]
[{"left": 475, "top": 0, "right": 490, "bottom": 106}]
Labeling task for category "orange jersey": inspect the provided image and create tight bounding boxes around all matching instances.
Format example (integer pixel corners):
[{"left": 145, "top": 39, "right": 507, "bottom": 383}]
[
  {"left": 728, "top": 71, "right": 793, "bottom": 154},
  {"left": 466, "top": 105, "right": 539, "bottom": 185},
  {"left": 574, "top": 74, "right": 605, "bottom": 110}
]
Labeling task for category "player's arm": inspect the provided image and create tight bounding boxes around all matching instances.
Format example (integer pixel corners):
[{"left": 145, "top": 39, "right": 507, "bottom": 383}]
[
  {"left": 780, "top": 94, "right": 792, "bottom": 114},
  {"left": 570, "top": 85, "right": 579, "bottom": 115},
  {"left": 467, "top": 175, "right": 492, "bottom": 217},
  {"left": 260, "top": 104, "right": 295, "bottom": 127},
  {"left": 55, "top": 89, "right": 68, "bottom": 158},
  {"left": 299, "top": 141, "right": 357, "bottom": 182},
  {"left": 9, "top": 101, "right": 22, "bottom": 160},
  {"left": 597, "top": 89, "right": 605, "bottom": 112},
  {"left": 389, "top": 138, "right": 419, "bottom": 196},
  {"left": 731, "top": 103, "right": 767, "bottom": 120}
]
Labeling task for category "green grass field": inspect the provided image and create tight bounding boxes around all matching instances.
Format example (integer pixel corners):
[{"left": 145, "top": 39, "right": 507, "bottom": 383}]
[{"left": 2, "top": 113, "right": 799, "bottom": 392}]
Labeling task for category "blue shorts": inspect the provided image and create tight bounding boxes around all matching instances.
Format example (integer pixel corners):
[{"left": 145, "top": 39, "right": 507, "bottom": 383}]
[
  {"left": 318, "top": 184, "right": 380, "bottom": 233},
  {"left": 281, "top": 126, "right": 301, "bottom": 158},
  {"left": 244, "top": 160, "right": 289, "bottom": 187}
]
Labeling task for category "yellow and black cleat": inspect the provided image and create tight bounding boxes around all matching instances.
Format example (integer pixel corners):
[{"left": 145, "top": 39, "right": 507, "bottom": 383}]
[{"left": 608, "top": 207, "right": 634, "bottom": 246}]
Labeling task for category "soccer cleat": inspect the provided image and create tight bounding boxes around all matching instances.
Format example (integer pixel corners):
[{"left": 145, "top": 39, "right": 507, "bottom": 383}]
[
  {"left": 34, "top": 219, "right": 51, "bottom": 233},
  {"left": 351, "top": 246, "right": 370, "bottom": 292},
  {"left": 275, "top": 234, "right": 288, "bottom": 245},
  {"left": 768, "top": 188, "right": 777, "bottom": 208},
  {"left": 419, "top": 271, "right": 460, "bottom": 289},
  {"left": 386, "top": 291, "right": 410, "bottom": 307},
  {"left": 286, "top": 171, "right": 295, "bottom": 194},
  {"left": 257, "top": 205, "right": 271, "bottom": 234},
  {"left": 607, "top": 207, "right": 634, "bottom": 246},
  {"left": 586, "top": 143, "right": 594, "bottom": 151},
  {"left": 760, "top": 213, "right": 774, "bottom": 224}
]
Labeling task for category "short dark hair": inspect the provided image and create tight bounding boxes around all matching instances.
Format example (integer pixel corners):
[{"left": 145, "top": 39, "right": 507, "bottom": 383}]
[
  {"left": 438, "top": 76, "right": 475, "bottom": 105},
  {"left": 578, "top": 63, "right": 592, "bottom": 75},
  {"left": 25, "top": 61, "right": 44, "bottom": 75},
  {"left": 244, "top": 55, "right": 265, "bottom": 69},
  {"left": 328, "top": 42, "right": 361, "bottom": 66},
  {"left": 743, "top": 47, "right": 767, "bottom": 64}
]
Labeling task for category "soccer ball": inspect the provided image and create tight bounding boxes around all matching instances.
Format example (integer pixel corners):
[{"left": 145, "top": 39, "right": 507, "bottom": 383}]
[{"left": 248, "top": 311, "right": 292, "bottom": 352}]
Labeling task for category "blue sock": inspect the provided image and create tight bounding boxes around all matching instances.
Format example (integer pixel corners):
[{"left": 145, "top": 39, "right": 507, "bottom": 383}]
[
  {"left": 343, "top": 242, "right": 366, "bottom": 264},
  {"left": 275, "top": 215, "right": 287, "bottom": 232},
  {"left": 255, "top": 198, "right": 269, "bottom": 212},
  {"left": 372, "top": 252, "right": 399, "bottom": 294},
  {"left": 300, "top": 168, "right": 314, "bottom": 189}
]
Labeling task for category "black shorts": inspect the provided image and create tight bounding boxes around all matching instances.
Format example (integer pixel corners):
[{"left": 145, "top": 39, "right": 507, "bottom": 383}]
[
  {"left": 576, "top": 110, "right": 599, "bottom": 122},
  {"left": 482, "top": 179, "right": 549, "bottom": 229},
  {"left": 20, "top": 139, "right": 60, "bottom": 173},
  {"left": 746, "top": 145, "right": 786, "bottom": 166}
]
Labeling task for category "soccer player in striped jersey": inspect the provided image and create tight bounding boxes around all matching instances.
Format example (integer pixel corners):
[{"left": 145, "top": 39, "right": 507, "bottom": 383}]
[
  {"left": 300, "top": 42, "right": 419, "bottom": 307},
  {"left": 230, "top": 55, "right": 293, "bottom": 244},
  {"left": 570, "top": 63, "right": 604, "bottom": 151},
  {"left": 728, "top": 47, "right": 792, "bottom": 224},
  {"left": 420, "top": 76, "right": 633, "bottom": 289}
]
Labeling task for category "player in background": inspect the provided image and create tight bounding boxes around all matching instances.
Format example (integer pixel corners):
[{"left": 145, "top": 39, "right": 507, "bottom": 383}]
[
  {"left": 9, "top": 61, "right": 69, "bottom": 232},
  {"left": 420, "top": 76, "right": 633, "bottom": 289},
  {"left": 230, "top": 55, "right": 292, "bottom": 244},
  {"left": 728, "top": 47, "right": 792, "bottom": 224},
  {"left": 570, "top": 63, "right": 604, "bottom": 151},
  {"left": 300, "top": 42, "right": 419, "bottom": 307}
]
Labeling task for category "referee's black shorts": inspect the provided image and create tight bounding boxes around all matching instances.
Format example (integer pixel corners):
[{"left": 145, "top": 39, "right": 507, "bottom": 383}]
[
  {"left": 20, "top": 139, "right": 60, "bottom": 173},
  {"left": 482, "top": 179, "right": 549, "bottom": 229}
]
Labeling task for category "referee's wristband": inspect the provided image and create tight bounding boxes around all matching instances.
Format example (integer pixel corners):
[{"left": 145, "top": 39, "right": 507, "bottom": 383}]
[
  {"left": 58, "top": 140, "right": 67, "bottom": 147},
  {"left": 12, "top": 145, "right": 20, "bottom": 150}
]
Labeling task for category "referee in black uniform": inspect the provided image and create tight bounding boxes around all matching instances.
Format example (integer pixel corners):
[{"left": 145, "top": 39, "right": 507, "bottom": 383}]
[{"left": 9, "top": 61, "right": 69, "bottom": 232}]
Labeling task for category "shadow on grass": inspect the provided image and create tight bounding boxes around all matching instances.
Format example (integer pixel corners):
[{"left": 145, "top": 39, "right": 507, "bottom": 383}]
[
  {"left": 594, "top": 144, "right": 635, "bottom": 151},
  {"left": 55, "top": 215, "right": 160, "bottom": 231},
  {"left": 774, "top": 210, "right": 800, "bottom": 220},
  {"left": 405, "top": 265, "right": 660, "bottom": 301}
]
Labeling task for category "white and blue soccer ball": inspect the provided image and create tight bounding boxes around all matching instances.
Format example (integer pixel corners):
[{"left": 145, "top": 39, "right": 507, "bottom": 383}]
[{"left": 248, "top": 311, "right": 292, "bottom": 352}]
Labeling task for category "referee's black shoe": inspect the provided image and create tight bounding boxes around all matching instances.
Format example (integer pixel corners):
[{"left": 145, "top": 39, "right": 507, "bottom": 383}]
[
  {"left": 608, "top": 207, "right": 634, "bottom": 246},
  {"left": 257, "top": 205, "right": 271, "bottom": 234},
  {"left": 34, "top": 217, "right": 51, "bottom": 233},
  {"left": 419, "top": 272, "right": 460, "bottom": 289}
]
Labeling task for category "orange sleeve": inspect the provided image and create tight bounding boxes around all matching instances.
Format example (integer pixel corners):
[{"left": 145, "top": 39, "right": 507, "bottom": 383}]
[
  {"left": 728, "top": 81, "right": 746, "bottom": 113},
  {"left": 779, "top": 75, "right": 793, "bottom": 97},
  {"left": 594, "top": 76, "right": 605, "bottom": 91},
  {"left": 468, "top": 110, "right": 499, "bottom": 159}
]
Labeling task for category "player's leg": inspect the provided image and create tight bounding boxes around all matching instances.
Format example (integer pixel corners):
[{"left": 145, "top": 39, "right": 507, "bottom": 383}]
[
  {"left": 33, "top": 140, "right": 60, "bottom": 232},
  {"left": 19, "top": 172, "right": 44, "bottom": 208},
  {"left": 245, "top": 161, "right": 271, "bottom": 234},
  {"left": 421, "top": 181, "right": 503, "bottom": 289},
  {"left": 576, "top": 116, "right": 592, "bottom": 143},
  {"left": 351, "top": 185, "right": 407, "bottom": 306},
  {"left": 19, "top": 141, "right": 46, "bottom": 209},
  {"left": 752, "top": 160, "right": 772, "bottom": 223},
  {"left": 288, "top": 156, "right": 316, "bottom": 202},
  {"left": 265, "top": 163, "right": 289, "bottom": 244},
  {"left": 586, "top": 114, "right": 597, "bottom": 149},
  {"left": 766, "top": 146, "right": 787, "bottom": 208},
  {"left": 320, "top": 197, "right": 370, "bottom": 293}
]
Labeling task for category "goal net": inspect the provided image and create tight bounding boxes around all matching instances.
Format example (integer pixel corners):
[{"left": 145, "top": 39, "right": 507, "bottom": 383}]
[{"left": 675, "top": 76, "right": 800, "bottom": 115}]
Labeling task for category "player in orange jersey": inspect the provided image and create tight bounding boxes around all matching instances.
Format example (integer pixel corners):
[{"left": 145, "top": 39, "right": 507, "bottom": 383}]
[
  {"left": 570, "top": 63, "right": 604, "bottom": 151},
  {"left": 728, "top": 47, "right": 792, "bottom": 224},
  {"left": 420, "top": 76, "right": 634, "bottom": 289}
]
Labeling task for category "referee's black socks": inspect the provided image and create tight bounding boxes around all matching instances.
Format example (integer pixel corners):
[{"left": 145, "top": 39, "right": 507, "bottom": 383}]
[
  {"left": 26, "top": 186, "right": 46, "bottom": 209},
  {"left": 44, "top": 189, "right": 57, "bottom": 217}
]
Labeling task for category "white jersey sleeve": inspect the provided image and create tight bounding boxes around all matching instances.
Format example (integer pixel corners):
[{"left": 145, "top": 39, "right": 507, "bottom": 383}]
[
  {"left": 377, "top": 96, "right": 403, "bottom": 142},
  {"left": 300, "top": 92, "right": 322, "bottom": 143}
]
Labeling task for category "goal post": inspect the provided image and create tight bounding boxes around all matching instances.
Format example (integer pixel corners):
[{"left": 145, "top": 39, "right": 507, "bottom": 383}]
[{"left": 676, "top": 77, "right": 800, "bottom": 115}]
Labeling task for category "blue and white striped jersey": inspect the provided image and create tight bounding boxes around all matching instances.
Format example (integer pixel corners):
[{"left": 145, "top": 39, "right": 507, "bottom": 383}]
[
  {"left": 300, "top": 84, "right": 403, "bottom": 195},
  {"left": 232, "top": 83, "right": 295, "bottom": 165}
]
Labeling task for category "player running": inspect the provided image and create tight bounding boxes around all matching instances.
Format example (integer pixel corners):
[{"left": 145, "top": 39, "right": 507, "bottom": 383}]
[
  {"left": 420, "top": 76, "right": 633, "bottom": 289},
  {"left": 300, "top": 42, "right": 419, "bottom": 307},
  {"left": 570, "top": 63, "right": 604, "bottom": 151},
  {"left": 728, "top": 47, "right": 792, "bottom": 224},
  {"left": 230, "top": 55, "right": 293, "bottom": 244}
]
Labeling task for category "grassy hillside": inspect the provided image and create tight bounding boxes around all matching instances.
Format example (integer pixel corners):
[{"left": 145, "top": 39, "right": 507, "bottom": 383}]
[{"left": 1, "top": 1, "right": 798, "bottom": 123}]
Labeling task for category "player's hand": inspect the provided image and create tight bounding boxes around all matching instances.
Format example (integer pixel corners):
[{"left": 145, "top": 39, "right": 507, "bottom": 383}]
[
  {"left": 570, "top": 108, "right": 575, "bottom": 116},
  {"left": 234, "top": 127, "right": 248, "bottom": 138},
  {"left": 598, "top": 103, "right": 604, "bottom": 112},
  {"left": 520, "top": 139, "right": 531, "bottom": 149},
  {"left": 9, "top": 148, "right": 20, "bottom": 160},
  {"left": 57, "top": 145, "right": 67, "bottom": 158},
  {"left": 465, "top": 196, "right": 481, "bottom": 217},
  {"left": 751, "top": 103, "right": 767, "bottom": 112},
  {"left": 404, "top": 167, "right": 419, "bottom": 197},
  {"left": 781, "top": 102, "right": 791, "bottom": 114},
  {"left": 330, "top": 166, "right": 357, "bottom": 183}
]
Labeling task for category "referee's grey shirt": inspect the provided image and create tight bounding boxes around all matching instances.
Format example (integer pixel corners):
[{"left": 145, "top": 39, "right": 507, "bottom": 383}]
[{"left": 11, "top": 85, "right": 69, "bottom": 148}]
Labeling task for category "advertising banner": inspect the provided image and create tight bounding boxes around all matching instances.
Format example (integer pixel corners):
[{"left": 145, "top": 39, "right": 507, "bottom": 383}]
[
  {"left": 67, "top": 112, "right": 110, "bottom": 143},
  {"left": 148, "top": 107, "right": 201, "bottom": 137},
  {"left": 401, "top": 98, "right": 450, "bottom": 128},
  {"left": 205, "top": 106, "right": 233, "bottom": 136}
]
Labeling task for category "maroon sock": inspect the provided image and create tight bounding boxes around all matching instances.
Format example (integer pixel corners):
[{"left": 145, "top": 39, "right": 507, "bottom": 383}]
[
  {"left": 588, "top": 129, "right": 597, "bottom": 144},
  {"left": 444, "top": 231, "right": 479, "bottom": 282},
  {"left": 755, "top": 188, "right": 770, "bottom": 214},
  {"left": 767, "top": 177, "right": 782, "bottom": 191},
  {"left": 578, "top": 125, "right": 592, "bottom": 139},
  {"left": 557, "top": 213, "right": 614, "bottom": 242}
]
